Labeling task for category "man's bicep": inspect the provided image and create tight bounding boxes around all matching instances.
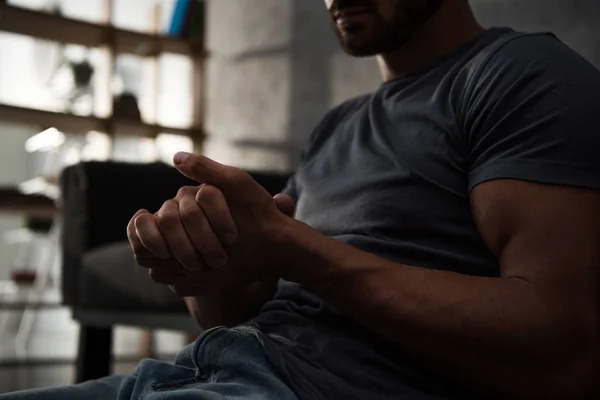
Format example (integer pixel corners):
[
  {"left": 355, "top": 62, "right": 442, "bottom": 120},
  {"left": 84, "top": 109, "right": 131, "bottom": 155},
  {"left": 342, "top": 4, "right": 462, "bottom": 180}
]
[{"left": 471, "top": 179, "right": 600, "bottom": 303}]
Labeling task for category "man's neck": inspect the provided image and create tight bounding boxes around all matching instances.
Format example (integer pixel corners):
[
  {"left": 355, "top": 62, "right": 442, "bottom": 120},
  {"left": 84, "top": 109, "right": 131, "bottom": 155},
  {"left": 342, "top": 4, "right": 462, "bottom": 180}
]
[{"left": 377, "top": 2, "right": 484, "bottom": 81}]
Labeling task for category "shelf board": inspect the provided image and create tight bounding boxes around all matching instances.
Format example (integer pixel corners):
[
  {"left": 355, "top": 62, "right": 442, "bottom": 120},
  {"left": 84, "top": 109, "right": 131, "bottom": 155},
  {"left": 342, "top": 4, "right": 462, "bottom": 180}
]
[
  {"left": 0, "top": 4, "right": 204, "bottom": 56},
  {"left": 0, "top": 104, "right": 204, "bottom": 139},
  {"left": 0, "top": 186, "right": 57, "bottom": 218}
]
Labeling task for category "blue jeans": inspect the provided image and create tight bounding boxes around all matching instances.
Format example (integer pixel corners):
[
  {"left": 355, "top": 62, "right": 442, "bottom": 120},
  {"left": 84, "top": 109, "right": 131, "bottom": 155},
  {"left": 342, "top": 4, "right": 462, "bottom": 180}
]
[{"left": 0, "top": 326, "right": 299, "bottom": 400}]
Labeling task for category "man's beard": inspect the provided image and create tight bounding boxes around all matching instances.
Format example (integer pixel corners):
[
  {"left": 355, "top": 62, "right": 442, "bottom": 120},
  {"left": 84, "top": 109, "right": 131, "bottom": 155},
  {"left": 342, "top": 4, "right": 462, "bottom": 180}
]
[{"left": 331, "top": 0, "right": 444, "bottom": 57}]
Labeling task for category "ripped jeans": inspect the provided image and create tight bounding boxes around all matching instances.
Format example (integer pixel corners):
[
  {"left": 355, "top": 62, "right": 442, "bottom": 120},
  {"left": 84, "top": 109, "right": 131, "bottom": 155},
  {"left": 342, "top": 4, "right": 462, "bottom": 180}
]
[{"left": 0, "top": 326, "right": 299, "bottom": 400}]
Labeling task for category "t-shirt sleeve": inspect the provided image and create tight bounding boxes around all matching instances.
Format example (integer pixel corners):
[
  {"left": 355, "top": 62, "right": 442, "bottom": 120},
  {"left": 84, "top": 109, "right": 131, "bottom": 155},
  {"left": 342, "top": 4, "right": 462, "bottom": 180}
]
[
  {"left": 464, "top": 34, "right": 600, "bottom": 192},
  {"left": 281, "top": 175, "right": 299, "bottom": 202}
]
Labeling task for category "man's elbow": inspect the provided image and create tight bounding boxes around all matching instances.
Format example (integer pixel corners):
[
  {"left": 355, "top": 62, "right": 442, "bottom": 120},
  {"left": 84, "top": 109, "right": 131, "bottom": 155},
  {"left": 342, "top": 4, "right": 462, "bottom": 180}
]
[
  {"left": 542, "top": 319, "right": 599, "bottom": 398},
  {"left": 503, "top": 312, "right": 599, "bottom": 399}
]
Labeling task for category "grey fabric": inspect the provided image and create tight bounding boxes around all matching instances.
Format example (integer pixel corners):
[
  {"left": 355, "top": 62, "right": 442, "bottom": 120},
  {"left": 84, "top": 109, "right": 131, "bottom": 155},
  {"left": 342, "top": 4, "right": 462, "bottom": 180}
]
[
  {"left": 60, "top": 163, "right": 89, "bottom": 306},
  {"left": 250, "top": 28, "right": 600, "bottom": 399},
  {"left": 79, "top": 242, "right": 187, "bottom": 312}
]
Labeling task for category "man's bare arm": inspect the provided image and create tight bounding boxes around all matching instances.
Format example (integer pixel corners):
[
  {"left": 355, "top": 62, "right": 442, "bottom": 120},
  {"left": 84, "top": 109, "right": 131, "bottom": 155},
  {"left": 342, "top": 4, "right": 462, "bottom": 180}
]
[
  {"left": 183, "top": 278, "right": 278, "bottom": 330},
  {"left": 169, "top": 154, "right": 599, "bottom": 398},
  {"left": 278, "top": 179, "right": 600, "bottom": 398},
  {"left": 181, "top": 192, "right": 294, "bottom": 329}
]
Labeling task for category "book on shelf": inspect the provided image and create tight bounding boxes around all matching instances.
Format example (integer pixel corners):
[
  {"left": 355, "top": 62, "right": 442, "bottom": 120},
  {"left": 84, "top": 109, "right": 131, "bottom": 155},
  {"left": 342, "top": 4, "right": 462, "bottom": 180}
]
[
  {"left": 168, "top": 0, "right": 192, "bottom": 37},
  {"left": 186, "top": 0, "right": 205, "bottom": 40},
  {"left": 168, "top": 0, "right": 204, "bottom": 39}
]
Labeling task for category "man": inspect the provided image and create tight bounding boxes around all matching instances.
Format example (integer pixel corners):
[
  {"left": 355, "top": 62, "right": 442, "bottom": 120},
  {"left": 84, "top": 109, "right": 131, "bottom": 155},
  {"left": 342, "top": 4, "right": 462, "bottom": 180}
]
[{"left": 4, "top": 0, "right": 600, "bottom": 399}]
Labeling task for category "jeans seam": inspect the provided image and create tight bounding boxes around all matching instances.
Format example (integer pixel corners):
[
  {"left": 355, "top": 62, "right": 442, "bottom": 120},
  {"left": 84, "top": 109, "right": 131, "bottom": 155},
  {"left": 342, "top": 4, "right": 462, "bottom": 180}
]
[
  {"left": 191, "top": 326, "right": 223, "bottom": 371},
  {"left": 150, "top": 377, "right": 199, "bottom": 391},
  {"left": 195, "top": 327, "right": 247, "bottom": 382}
]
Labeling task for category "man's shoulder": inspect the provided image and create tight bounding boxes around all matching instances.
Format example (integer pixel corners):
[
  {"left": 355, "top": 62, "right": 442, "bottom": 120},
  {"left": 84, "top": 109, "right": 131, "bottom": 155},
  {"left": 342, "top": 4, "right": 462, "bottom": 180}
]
[{"left": 466, "top": 29, "right": 600, "bottom": 93}]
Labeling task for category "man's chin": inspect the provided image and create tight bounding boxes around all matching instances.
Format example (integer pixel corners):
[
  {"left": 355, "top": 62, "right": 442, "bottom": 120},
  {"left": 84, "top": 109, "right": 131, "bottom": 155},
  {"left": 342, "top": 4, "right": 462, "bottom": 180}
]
[
  {"left": 339, "top": 37, "right": 391, "bottom": 57},
  {"left": 342, "top": 45, "right": 380, "bottom": 57},
  {"left": 337, "top": 33, "right": 383, "bottom": 57},
  {"left": 338, "top": 30, "right": 412, "bottom": 57}
]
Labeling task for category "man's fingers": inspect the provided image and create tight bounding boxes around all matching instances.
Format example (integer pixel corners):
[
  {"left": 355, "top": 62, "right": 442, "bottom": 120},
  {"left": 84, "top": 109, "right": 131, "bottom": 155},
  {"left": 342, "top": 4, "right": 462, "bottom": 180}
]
[
  {"left": 170, "top": 284, "right": 202, "bottom": 298},
  {"left": 156, "top": 199, "right": 203, "bottom": 272},
  {"left": 173, "top": 153, "right": 254, "bottom": 195},
  {"left": 195, "top": 185, "right": 238, "bottom": 246},
  {"left": 127, "top": 209, "right": 153, "bottom": 258},
  {"left": 135, "top": 255, "right": 182, "bottom": 270},
  {"left": 128, "top": 210, "right": 170, "bottom": 268},
  {"left": 135, "top": 213, "right": 171, "bottom": 259},
  {"left": 273, "top": 193, "right": 296, "bottom": 217},
  {"left": 149, "top": 269, "right": 190, "bottom": 285},
  {"left": 173, "top": 152, "right": 227, "bottom": 185},
  {"left": 179, "top": 194, "right": 228, "bottom": 269}
]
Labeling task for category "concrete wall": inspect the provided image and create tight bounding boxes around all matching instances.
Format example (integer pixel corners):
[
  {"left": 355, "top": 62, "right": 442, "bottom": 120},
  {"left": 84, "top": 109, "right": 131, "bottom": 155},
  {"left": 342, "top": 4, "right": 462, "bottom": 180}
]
[
  {"left": 204, "top": 0, "right": 600, "bottom": 172},
  {"left": 203, "top": 0, "right": 380, "bottom": 171},
  {"left": 470, "top": 0, "right": 600, "bottom": 67}
]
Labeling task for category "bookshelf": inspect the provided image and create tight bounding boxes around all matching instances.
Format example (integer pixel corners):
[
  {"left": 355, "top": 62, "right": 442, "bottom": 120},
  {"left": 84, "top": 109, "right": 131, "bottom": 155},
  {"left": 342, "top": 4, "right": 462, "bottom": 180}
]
[
  {"left": 0, "top": 1, "right": 206, "bottom": 143},
  {"left": 0, "top": 1, "right": 206, "bottom": 358},
  {"left": 0, "top": 104, "right": 203, "bottom": 138}
]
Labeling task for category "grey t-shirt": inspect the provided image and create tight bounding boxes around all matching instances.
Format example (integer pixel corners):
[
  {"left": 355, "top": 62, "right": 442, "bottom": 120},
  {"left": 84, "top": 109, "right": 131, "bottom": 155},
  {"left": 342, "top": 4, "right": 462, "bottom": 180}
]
[{"left": 249, "top": 28, "right": 600, "bottom": 399}]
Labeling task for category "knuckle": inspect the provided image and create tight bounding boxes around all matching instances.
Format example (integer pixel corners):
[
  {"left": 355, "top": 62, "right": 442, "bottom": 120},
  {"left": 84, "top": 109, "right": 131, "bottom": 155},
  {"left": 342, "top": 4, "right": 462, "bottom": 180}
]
[
  {"left": 126, "top": 217, "right": 135, "bottom": 232},
  {"left": 176, "top": 186, "right": 197, "bottom": 199},
  {"left": 195, "top": 243, "right": 226, "bottom": 265},
  {"left": 208, "top": 252, "right": 227, "bottom": 266},
  {"left": 181, "top": 256, "right": 201, "bottom": 270},
  {"left": 180, "top": 204, "right": 203, "bottom": 221},
  {"left": 155, "top": 215, "right": 173, "bottom": 230},
  {"left": 196, "top": 185, "right": 220, "bottom": 205},
  {"left": 225, "top": 168, "right": 244, "bottom": 183},
  {"left": 174, "top": 250, "right": 200, "bottom": 269},
  {"left": 179, "top": 255, "right": 195, "bottom": 267},
  {"left": 192, "top": 238, "right": 211, "bottom": 252},
  {"left": 156, "top": 208, "right": 179, "bottom": 229}
]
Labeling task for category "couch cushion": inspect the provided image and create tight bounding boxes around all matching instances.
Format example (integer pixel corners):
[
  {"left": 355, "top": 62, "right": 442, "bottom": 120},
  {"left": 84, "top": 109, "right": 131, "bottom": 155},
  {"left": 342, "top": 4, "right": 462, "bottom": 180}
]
[{"left": 79, "top": 241, "right": 188, "bottom": 312}]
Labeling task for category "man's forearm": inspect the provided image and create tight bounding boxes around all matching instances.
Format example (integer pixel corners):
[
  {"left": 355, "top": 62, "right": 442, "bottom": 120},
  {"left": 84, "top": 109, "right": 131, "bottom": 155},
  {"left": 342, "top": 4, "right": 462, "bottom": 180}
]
[
  {"left": 278, "top": 220, "right": 598, "bottom": 398},
  {"left": 185, "top": 277, "right": 278, "bottom": 330}
]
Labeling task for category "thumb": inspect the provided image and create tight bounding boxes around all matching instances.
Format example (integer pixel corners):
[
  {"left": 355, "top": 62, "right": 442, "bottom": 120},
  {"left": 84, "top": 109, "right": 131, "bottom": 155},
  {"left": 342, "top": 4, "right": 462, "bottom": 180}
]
[
  {"left": 173, "top": 152, "right": 228, "bottom": 186},
  {"left": 273, "top": 193, "right": 296, "bottom": 217}
]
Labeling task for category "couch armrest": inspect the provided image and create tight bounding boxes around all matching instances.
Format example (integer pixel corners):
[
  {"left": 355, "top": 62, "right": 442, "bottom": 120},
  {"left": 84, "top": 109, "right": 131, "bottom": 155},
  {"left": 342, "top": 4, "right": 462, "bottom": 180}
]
[
  {"left": 60, "top": 161, "right": 291, "bottom": 305},
  {"left": 61, "top": 161, "right": 195, "bottom": 252}
]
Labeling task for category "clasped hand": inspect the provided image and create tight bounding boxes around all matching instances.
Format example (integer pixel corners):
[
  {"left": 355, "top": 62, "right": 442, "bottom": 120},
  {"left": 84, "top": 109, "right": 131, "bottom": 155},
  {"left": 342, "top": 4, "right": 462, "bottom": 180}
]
[{"left": 126, "top": 152, "right": 295, "bottom": 296}]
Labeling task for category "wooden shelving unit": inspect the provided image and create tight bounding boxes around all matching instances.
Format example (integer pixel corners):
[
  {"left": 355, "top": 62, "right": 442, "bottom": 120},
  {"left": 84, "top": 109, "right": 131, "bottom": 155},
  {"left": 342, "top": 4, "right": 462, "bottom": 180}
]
[
  {"left": 0, "top": 4, "right": 204, "bottom": 56},
  {"left": 0, "top": 104, "right": 203, "bottom": 138},
  {"left": 0, "top": 2, "right": 206, "bottom": 141},
  {"left": 0, "top": 186, "right": 56, "bottom": 218}
]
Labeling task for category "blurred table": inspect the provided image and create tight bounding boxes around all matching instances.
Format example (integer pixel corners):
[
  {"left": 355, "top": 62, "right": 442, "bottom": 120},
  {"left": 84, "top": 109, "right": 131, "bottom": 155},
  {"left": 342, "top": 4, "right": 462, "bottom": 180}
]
[
  {"left": 0, "top": 186, "right": 60, "bottom": 359},
  {"left": 0, "top": 281, "right": 61, "bottom": 310}
]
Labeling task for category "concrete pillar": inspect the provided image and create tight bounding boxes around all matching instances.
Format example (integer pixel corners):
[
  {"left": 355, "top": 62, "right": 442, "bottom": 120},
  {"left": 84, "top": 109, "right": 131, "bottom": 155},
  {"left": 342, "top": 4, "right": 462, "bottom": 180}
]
[{"left": 203, "top": 0, "right": 380, "bottom": 172}]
